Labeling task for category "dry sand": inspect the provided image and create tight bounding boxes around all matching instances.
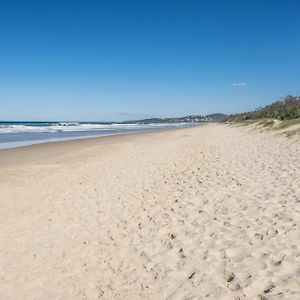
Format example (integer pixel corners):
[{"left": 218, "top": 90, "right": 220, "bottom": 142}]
[{"left": 0, "top": 124, "right": 299, "bottom": 299}]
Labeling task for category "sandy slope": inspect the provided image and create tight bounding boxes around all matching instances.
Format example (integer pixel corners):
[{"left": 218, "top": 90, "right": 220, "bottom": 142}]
[{"left": 0, "top": 124, "right": 299, "bottom": 299}]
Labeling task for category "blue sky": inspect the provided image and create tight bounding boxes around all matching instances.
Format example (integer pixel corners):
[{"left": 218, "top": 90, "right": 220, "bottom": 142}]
[{"left": 0, "top": 0, "right": 299, "bottom": 121}]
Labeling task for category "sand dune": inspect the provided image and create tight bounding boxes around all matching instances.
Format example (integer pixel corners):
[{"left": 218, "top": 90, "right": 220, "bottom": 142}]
[{"left": 0, "top": 124, "right": 299, "bottom": 299}]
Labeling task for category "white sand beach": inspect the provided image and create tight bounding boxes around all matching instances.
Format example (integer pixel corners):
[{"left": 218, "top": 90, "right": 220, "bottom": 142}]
[{"left": 0, "top": 124, "right": 299, "bottom": 299}]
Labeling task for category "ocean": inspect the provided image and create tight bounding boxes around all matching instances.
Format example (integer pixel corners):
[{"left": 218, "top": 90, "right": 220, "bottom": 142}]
[{"left": 0, "top": 121, "right": 195, "bottom": 149}]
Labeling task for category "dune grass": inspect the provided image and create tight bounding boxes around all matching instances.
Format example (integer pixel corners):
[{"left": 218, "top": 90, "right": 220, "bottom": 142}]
[
  {"left": 257, "top": 119, "right": 275, "bottom": 127},
  {"left": 275, "top": 118, "right": 300, "bottom": 130},
  {"left": 230, "top": 119, "right": 259, "bottom": 127},
  {"left": 229, "top": 117, "right": 300, "bottom": 138},
  {"left": 285, "top": 128, "right": 300, "bottom": 137}
]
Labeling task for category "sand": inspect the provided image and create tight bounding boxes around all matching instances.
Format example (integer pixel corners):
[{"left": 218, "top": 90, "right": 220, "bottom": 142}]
[{"left": 0, "top": 124, "right": 299, "bottom": 299}]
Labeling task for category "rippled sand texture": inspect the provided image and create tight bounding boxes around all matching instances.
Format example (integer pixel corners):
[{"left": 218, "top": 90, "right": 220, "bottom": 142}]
[{"left": 0, "top": 124, "right": 299, "bottom": 299}]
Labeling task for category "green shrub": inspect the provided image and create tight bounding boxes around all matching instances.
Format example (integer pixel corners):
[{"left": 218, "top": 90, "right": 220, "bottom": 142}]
[{"left": 226, "top": 95, "right": 300, "bottom": 122}]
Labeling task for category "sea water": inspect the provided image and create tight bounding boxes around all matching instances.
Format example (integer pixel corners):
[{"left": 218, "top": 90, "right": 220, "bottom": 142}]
[{"left": 0, "top": 121, "right": 196, "bottom": 149}]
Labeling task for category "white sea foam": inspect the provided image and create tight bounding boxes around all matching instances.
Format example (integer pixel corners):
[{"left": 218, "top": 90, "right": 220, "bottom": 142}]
[{"left": 0, "top": 122, "right": 187, "bottom": 134}]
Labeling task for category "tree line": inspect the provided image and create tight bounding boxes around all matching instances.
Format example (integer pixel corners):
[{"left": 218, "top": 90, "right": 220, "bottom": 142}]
[{"left": 226, "top": 95, "right": 300, "bottom": 121}]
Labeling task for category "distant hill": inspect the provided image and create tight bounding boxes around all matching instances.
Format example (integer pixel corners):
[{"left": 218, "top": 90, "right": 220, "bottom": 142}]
[
  {"left": 205, "top": 113, "right": 228, "bottom": 122},
  {"left": 123, "top": 113, "right": 228, "bottom": 124}
]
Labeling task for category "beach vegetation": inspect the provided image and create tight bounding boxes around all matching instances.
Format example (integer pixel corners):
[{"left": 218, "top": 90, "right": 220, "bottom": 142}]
[
  {"left": 275, "top": 118, "right": 300, "bottom": 129},
  {"left": 226, "top": 95, "right": 300, "bottom": 122},
  {"left": 285, "top": 128, "right": 300, "bottom": 137}
]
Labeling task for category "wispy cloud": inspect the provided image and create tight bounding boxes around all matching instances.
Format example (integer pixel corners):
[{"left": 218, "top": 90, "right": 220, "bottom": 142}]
[{"left": 232, "top": 82, "right": 247, "bottom": 87}]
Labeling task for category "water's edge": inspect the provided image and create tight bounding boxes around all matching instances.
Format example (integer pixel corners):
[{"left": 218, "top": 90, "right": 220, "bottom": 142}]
[{"left": 0, "top": 123, "right": 201, "bottom": 150}]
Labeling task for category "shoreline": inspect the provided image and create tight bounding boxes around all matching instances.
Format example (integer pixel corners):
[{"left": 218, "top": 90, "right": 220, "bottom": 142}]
[
  {"left": 0, "top": 124, "right": 199, "bottom": 151},
  {"left": 0, "top": 125, "right": 198, "bottom": 167}
]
